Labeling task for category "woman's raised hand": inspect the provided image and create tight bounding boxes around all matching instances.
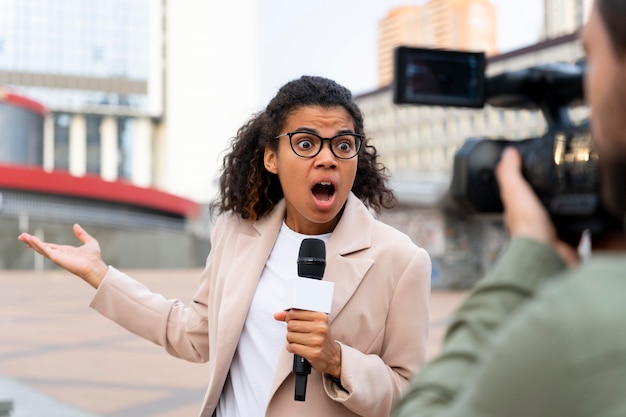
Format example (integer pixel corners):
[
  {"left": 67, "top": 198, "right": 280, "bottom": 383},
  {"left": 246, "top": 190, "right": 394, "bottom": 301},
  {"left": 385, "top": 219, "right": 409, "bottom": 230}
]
[{"left": 18, "top": 223, "right": 109, "bottom": 288}]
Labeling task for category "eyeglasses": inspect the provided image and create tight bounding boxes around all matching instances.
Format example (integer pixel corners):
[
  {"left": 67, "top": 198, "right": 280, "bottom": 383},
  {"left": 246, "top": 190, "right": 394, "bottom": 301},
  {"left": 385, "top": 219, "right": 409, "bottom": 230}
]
[{"left": 275, "top": 131, "right": 363, "bottom": 159}]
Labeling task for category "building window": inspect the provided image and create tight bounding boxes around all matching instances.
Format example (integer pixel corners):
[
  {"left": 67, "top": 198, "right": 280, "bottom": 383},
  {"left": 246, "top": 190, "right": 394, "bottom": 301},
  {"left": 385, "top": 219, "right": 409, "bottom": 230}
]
[
  {"left": 117, "top": 117, "right": 134, "bottom": 179},
  {"left": 54, "top": 113, "right": 71, "bottom": 171},
  {"left": 86, "top": 115, "right": 102, "bottom": 174}
]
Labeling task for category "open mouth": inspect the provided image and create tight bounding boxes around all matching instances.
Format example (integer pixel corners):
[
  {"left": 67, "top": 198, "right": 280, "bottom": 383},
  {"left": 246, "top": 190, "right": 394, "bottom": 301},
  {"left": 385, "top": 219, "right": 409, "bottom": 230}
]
[{"left": 312, "top": 182, "right": 335, "bottom": 202}]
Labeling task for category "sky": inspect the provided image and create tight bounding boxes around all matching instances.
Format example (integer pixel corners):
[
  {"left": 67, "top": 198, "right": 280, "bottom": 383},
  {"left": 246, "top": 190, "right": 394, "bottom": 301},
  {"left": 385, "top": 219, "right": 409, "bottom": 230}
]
[{"left": 258, "top": 0, "right": 544, "bottom": 105}]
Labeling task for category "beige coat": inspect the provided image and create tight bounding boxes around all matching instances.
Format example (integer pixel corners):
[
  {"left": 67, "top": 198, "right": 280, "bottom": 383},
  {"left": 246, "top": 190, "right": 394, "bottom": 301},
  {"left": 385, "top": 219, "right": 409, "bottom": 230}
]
[{"left": 90, "top": 193, "right": 431, "bottom": 417}]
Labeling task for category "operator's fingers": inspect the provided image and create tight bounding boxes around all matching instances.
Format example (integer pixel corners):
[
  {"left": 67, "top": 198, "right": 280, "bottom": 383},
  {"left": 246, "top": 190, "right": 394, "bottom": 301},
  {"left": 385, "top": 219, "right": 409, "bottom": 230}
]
[
  {"left": 495, "top": 147, "right": 560, "bottom": 246},
  {"left": 495, "top": 147, "right": 533, "bottom": 208}
]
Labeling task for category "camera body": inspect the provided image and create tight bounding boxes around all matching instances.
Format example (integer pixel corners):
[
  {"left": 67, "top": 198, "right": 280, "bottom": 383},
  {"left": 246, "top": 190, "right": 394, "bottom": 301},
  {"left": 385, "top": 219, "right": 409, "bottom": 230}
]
[{"left": 392, "top": 46, "right": 620, "bottom": 241}]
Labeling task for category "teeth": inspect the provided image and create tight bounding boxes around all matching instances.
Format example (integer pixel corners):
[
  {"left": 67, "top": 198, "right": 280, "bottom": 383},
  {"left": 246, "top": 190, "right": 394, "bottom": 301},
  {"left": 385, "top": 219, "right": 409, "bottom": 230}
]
[{"left": 319, "top": 182, "right": 331, "bottom": 185}]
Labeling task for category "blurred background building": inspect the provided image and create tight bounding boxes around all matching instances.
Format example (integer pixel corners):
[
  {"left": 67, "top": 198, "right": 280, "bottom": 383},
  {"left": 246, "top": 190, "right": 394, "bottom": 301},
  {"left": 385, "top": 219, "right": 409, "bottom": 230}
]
[
  {"left": 0, "top": 0, "right": 258, "bottom": 202},
  {"left": 0, "top": 0, "right": 258, "bottom": 269},
  {"left": 378, "top": 0, "right": 498, "bottom": 87},
  {"left": 543, "top": 0, "right": 593, "bottom": 39}
]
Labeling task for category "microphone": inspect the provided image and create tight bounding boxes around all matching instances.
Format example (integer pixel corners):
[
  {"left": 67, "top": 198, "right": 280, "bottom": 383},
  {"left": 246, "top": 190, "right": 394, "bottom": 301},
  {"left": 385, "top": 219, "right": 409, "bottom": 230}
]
[{"left": 293, "top": 238, "right": 326, "bottom": 402}]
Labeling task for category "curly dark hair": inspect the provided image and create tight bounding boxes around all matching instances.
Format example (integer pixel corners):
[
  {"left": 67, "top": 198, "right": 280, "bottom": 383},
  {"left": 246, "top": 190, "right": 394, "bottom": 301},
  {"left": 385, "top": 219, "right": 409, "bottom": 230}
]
[{"left": 210, "top": 75, "right": 396, "bottom": 221}]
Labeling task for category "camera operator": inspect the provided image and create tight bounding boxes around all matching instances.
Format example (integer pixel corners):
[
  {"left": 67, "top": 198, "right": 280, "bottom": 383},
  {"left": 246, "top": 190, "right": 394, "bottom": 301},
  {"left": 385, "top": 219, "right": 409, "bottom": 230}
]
[{"left": 392, "top": 0, "right": 626, "bottom": 416}]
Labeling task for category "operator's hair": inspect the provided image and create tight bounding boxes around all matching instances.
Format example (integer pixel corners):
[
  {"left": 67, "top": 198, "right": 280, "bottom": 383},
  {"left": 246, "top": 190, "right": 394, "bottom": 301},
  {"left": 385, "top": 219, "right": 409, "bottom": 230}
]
[
  {"left": 597, "top": 0, "right": 626, "bottom": 55},
  {"left": 210, "top": 75, "right": 395, "bottom": 221}
]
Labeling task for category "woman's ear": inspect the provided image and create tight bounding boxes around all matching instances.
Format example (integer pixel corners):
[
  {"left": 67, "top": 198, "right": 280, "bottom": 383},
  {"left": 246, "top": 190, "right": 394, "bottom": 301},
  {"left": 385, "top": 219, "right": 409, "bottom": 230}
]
[{"left": 264, "top": 146, "right": 278, "bottom": 174}]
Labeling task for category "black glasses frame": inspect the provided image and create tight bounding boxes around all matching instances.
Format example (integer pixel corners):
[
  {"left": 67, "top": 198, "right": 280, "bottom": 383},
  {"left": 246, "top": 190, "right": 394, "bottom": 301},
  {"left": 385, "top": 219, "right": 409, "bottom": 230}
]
[{"left": 275, "top": 131, "right": 364, "bottom": 160}]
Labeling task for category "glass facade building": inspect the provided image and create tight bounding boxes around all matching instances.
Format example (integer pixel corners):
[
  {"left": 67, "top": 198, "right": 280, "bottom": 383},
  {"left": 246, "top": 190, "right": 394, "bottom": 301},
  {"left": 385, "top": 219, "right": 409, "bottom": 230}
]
[
  {"left": 0, "top": 0, "right": 159, "bottom": 184},
  {"left": 0, "top": 0, "right": 151, "bottom": 111},
  {"left": 0, "top": 1, "right": 214, "bottom": 270}
]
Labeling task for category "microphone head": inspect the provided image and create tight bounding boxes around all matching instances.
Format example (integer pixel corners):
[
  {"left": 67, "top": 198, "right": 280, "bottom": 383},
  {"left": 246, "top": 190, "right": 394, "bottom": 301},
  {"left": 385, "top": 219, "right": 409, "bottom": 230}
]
[{"left": 297, "top": 238, "right": 326, "bottom": 280}]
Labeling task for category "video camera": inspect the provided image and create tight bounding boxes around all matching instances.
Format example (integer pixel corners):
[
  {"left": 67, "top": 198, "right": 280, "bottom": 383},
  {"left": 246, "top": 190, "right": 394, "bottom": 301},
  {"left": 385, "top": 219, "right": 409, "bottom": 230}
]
[{"left": 392, "top": 46, "right": 621, "bottom": 243}]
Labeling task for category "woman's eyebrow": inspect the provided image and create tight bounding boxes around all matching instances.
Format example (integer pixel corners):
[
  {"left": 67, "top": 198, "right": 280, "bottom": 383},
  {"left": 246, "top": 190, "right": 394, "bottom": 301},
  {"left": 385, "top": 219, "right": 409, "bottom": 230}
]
[
  {"left": 292, "top": 127, "right": 318, "bottom": 134},
  {"left": 291, "top": 127, "right": 356, "bottom": 135},
  {"left": 336, "top": 129, "right": 357, "bottom": 135}
]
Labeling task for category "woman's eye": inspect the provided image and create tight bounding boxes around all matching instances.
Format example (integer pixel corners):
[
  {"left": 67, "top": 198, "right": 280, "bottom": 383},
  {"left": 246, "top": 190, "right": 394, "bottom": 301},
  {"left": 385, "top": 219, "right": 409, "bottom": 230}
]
[
  {"left": 336, "top": 141, "right": 352, "bottom": 152},
  {"left": 297, "top": 140, "right": 314, "bottom": 150}
]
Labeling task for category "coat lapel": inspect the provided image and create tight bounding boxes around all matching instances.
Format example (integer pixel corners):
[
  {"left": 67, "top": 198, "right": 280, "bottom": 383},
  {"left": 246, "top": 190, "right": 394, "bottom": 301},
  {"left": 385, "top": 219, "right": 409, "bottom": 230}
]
[{"left": 215, "top": 201, "right": 287, "bottom": 372}]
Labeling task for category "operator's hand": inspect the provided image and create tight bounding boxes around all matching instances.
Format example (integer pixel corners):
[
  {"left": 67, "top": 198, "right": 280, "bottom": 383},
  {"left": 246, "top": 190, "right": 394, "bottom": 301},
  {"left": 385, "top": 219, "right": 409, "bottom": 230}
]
[
  {"left": 274, "top": 309, "right": 342, "bottom": 378},
  {"left": 496, "top": 147, "right": 579, "bottom": 266},
  {"left": 17, "top": 223, "right": 108, "bottom": 288}
]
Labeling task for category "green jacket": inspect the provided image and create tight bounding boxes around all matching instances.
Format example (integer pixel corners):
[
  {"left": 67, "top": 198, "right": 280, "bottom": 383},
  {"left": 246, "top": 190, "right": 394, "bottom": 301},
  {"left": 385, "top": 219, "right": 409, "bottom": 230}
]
[{"left": 393, "top": 237, "right": 626, "bottom": 417}]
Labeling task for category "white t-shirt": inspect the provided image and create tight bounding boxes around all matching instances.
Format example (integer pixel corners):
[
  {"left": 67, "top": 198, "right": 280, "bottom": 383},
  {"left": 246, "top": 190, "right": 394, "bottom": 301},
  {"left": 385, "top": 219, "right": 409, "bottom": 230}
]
[{"left": 216, "top": 222, "right": 331, "bottom": 417}]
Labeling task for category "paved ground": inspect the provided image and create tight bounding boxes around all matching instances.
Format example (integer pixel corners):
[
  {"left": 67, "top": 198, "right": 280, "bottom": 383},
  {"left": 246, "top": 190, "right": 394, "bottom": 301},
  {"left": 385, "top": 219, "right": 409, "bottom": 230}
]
[{"left": 0, "top": 268, "right": 468, "bottom": 417}]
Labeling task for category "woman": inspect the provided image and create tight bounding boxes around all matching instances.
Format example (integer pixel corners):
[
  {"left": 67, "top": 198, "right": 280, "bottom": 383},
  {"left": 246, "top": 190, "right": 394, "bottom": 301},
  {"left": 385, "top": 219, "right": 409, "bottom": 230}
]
[{"left": 18, "top": 75, "right": 431, "bottom": 417}]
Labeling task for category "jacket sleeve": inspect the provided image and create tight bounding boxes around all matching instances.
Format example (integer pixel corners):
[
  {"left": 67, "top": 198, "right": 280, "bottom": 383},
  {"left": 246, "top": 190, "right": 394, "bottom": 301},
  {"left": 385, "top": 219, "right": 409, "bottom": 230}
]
[
  {"left": 89, "top": 266, "right": 209, "bottom": 362},
  {"left": 324, "top": 246, "right": 432, "bottom": 417},
  {"left": 88, "top": 217, "right": 230, "bottom": 363},
  {"left": 419, "top": 277, "right": 589, "bottom": 417},
  {"left": 392, "top": 237, "right": 567, "bottom": 417}
]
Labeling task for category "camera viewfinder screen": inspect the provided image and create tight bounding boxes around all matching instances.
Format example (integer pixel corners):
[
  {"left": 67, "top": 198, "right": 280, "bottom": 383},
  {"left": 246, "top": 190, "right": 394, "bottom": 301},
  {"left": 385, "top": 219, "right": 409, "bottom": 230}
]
[{"left": 393, "top": 47, "right": 485, "bottom": 108}]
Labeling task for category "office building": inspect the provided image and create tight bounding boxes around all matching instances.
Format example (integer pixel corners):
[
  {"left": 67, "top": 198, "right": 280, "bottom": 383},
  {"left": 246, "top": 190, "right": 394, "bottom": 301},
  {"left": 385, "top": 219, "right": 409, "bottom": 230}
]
[
  {"left": 543, "top": 0, "right": 593, "bottom": 39},
  {"left": 0, "top": 0, "right": 259, "bottom": 204},
  {"left": 378, "top": 0, "right": 497, "bottom": 87},
  {"left": 0, "top": 0, "right": 259, "bottom": 269}
]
